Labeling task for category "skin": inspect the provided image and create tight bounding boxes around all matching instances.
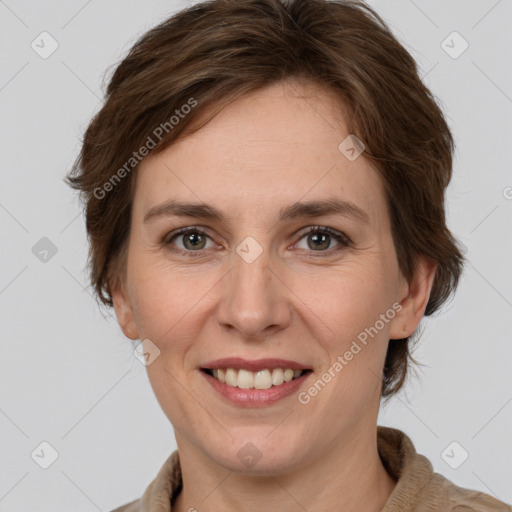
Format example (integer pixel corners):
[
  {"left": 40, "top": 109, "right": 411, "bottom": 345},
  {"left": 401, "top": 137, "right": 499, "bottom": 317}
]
[{"left": 112, "top": 78, "right": 436, "bottom": 512}]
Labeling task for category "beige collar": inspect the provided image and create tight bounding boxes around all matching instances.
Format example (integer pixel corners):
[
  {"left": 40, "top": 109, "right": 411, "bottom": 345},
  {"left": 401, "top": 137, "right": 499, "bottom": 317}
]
[{"left": 114, "top": 426, "right": 507, "bottom": 511}]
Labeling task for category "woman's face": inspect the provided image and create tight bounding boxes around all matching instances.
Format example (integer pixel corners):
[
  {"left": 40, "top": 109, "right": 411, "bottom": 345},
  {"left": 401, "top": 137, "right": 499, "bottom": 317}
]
[{"left": 113, "top": 79, "right": 429, "bottom": 473}]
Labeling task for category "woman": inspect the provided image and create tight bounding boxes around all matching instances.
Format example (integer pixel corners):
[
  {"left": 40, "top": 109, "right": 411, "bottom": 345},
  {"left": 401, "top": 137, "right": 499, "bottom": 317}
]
[{"left": 66, "top": 0, "right": 511, "bottom": 510}]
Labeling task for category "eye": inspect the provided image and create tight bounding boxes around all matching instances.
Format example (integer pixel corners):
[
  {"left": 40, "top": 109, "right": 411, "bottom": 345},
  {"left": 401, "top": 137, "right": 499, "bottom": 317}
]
[
  {"left": 163, "top": 227, "right": 216, "bottom": 254},
  {"left": 162, "top": 225, "right": 351, "bottom": 257},
  {"left": 293, "top": 226, "right": 351, "bottom": 255}
]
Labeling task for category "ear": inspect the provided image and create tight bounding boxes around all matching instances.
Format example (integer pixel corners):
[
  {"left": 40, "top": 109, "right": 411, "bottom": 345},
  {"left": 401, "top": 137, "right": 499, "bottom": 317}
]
[
  {"left": 111, "top": 278, "right": 139, "bottom": 340},
  {"left": 388, "top": 257, "right": 437, "bottom": 340}
]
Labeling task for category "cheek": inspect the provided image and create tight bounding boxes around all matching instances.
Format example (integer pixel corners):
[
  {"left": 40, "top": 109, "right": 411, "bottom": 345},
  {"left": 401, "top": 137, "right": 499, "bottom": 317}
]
[
  {"left": 305, "top": 275, "right": 392, "bottom": 417},
  {"left": 128, "top": 256, "right": 184, "bottom": 337},
  {"left": 300, "top": 260, "right": 397, "bottom": 399},
  {"left": 306, "top": 261, "right": 397, "bottom": 339},
  {"left": 128, "top": 256, "right": 219, "bottom": 357}
]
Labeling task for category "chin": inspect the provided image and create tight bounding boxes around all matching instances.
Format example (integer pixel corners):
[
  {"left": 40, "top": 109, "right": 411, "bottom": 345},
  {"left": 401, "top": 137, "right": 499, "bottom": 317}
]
[{"left": 202, "top": 432, "right": 310, "bottom": 476}]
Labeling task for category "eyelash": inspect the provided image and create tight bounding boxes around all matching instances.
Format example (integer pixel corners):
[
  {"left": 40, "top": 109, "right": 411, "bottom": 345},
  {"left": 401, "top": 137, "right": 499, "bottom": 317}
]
[{"left": 161, "top": 225, "right": 352, "bottom": 258}]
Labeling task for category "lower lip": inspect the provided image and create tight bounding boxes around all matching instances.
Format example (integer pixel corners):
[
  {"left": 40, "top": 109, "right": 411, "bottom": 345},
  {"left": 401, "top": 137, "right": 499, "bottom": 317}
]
[{"left": 201, "top": 370, "right": 311, "bottom": 408}]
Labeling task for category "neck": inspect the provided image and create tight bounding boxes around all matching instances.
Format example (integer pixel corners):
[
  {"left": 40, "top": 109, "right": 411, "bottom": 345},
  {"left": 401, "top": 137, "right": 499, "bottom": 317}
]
[{"left": 173, "top": 424, "right": 396, "bottom": 512}]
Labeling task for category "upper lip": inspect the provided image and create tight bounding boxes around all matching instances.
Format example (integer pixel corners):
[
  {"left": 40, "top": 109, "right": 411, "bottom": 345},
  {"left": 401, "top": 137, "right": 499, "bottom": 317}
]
[{"left": 201, "top": 357, "right": 311, "bottom": 371}]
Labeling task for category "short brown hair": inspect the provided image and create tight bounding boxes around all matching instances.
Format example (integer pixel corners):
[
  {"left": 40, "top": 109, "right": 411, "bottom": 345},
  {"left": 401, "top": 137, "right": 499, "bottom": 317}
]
[{"left": 66, "top": 0, "right": 465, "bottom": 398}]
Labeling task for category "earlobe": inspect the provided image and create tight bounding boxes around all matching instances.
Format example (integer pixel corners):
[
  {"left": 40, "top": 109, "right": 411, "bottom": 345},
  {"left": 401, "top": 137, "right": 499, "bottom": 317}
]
[
  {"left": 111, "top": 280, "right": 140, "bottom": 340},
  {"left": 389, "top": 258, "right": 437, "bottom": 340}
]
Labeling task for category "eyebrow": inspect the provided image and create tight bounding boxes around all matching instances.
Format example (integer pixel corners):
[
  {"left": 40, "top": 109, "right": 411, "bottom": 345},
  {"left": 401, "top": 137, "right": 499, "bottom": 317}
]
[{"left": 143, "top": 197, "right": 370, "bottom": 225}]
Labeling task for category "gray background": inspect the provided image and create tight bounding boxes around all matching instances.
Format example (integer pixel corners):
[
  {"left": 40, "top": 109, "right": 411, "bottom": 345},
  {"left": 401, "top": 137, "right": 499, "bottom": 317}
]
[{"left": 1, "top": 0, "right": 511, "bottom": 510}]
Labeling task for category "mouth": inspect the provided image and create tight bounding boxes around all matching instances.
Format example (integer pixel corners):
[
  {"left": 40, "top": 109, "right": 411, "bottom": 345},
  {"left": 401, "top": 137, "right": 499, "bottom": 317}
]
[
  {"left": 199, "top": 358, "right": 313, "bottom": 407},
  {"left": 201, "top": 367, "right": 312, "bottom": 389}
]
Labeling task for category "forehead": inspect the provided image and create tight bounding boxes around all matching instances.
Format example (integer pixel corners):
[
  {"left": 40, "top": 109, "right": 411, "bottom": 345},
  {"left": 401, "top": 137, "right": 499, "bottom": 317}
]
[{"left": 134, "top": 79, "right": 387, "bottom": 227}]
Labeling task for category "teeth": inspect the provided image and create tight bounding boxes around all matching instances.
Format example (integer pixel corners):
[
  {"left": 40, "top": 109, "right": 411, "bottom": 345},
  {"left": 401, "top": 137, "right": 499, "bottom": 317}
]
[
  {"left": 272, "top": 368, "right": 284, "bottom": 386},
  {"left": 225, "top": 368, "right": 238, "bottom": 387},
  {"left": 237, "top": 369, "right": 254, "bottom": 389},
  {"left": 254, "top": 369, "right": 272, "bottom": 389},
  {"left": 209, "top": 368, "right": 305, "bottom": 389}
]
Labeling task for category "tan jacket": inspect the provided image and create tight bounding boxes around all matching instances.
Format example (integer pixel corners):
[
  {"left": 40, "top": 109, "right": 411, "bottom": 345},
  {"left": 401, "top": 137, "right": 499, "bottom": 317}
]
[{"left": 111, "top": 426, "right": 511, "bottom": 511}]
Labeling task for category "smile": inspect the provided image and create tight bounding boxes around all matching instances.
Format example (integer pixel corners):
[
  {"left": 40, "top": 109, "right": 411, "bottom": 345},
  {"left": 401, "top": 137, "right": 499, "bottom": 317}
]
[
  {"left": 200, "top": 358, "right": 313, "bottom": 407},
  {"left": 203, "top": 368, "right": 308, "bottom": 389}
]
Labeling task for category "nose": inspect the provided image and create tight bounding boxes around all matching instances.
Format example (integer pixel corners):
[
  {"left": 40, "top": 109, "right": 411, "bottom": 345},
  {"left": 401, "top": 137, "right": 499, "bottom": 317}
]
[{"left": 216, "top": 248, "right": 292, "bottom": 340}]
